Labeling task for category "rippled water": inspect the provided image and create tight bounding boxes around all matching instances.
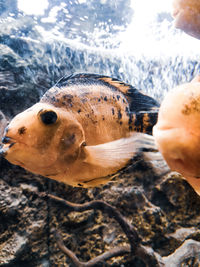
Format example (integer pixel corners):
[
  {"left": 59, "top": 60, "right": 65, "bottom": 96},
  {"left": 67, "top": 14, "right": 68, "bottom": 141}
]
[{"left": 1, "top": 0, "right": 200, "bottom": 101}]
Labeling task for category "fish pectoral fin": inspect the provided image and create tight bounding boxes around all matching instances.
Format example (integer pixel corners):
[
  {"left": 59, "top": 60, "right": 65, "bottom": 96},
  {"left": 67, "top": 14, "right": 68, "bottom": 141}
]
[{"left": 83, "top": 133, "right": 156, "bottom": 169}]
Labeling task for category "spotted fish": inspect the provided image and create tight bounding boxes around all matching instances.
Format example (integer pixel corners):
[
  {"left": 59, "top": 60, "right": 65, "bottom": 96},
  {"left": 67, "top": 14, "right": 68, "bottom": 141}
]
[
  {"left": 1, "top": 73, "right": 159, "bottom": 187},
  {"left": 153, "top": 75, "right": 200, "bottom": 195}
]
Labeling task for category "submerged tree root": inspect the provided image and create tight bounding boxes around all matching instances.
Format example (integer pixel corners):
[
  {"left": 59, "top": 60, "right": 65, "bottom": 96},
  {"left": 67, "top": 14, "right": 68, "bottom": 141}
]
[
  {"left": 21, "top": 189, "right": 200, "bottom": 266},
  {"left": 55, "top": 230, "right": 130, "bottom": 267},
  {"left": 46, "top": 194, "right": 164, "bottom": 267}
]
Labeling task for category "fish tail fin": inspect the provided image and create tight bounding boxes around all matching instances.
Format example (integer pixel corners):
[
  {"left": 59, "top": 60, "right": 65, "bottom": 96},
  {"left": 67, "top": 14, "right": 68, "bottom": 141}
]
[
  {"left": 125, "top": 87, "right": 160, "bottom": 113},
  {"left": 131, "top": 110, "right": 159, "bottom": 135}
]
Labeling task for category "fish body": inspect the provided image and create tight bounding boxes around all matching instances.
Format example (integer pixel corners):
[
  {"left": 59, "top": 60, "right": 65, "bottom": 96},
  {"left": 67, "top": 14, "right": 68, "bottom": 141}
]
[
  {"left": 153, "top": 75, "right": 200, "bottom": 195},
  {"left": 1, "top": 73, "right": 158, "bottom": 187},
  {"left": 172, "top": 0, "right": 200, "bottom": 39}
]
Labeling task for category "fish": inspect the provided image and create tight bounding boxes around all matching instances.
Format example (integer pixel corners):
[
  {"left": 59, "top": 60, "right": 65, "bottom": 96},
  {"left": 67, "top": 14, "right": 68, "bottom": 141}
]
[
  {"left": 172, "top": 0, "right": 200, "bottom": 39},
  {"left": 153, "top": 75, "right": 200, "bottom": 195},
  {"left": 0, "top": 73, "right": 159, "bottom": 187}
]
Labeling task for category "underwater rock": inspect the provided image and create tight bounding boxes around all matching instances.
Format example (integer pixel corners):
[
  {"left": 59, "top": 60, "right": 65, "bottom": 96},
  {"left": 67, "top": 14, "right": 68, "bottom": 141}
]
[
  {"left": 0, "top": 111, "right": 7, "bottom": 140},
  {"left": 163, "top": 239, "right": 200, "bottom": 266},
  {"left": 0, "top": 177, "right": 48, "bottom": 266}
]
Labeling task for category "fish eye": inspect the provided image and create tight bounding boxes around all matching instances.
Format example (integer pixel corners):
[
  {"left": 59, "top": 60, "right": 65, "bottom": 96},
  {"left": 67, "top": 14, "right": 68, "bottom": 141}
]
[{"left": 40, "top": 110, "right": 58, "bottom": 125}]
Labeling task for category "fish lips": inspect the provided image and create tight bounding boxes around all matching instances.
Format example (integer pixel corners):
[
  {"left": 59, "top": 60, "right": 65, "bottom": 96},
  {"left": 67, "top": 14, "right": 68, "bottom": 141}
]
[{"left": 0, "top": 137, "right": 16, "bottom": 157}]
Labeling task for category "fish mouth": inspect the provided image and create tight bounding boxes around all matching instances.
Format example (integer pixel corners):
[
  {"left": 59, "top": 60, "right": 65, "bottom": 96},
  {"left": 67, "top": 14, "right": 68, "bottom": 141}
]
[
  {"left": 0, "top": 136, "right": 16, "bottom": 157},
  {"left": 2, "top": 136, "right": 13, "bottom": 144}
]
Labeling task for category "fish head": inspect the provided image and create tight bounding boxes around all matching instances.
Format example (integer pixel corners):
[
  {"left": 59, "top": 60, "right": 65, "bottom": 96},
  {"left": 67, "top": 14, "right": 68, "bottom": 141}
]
[
  {"left": 1, "top": 103, "right": 85, "bottom": 174},
  {"left": 153, "top": 77, "right": 200, "bottom": 180}
]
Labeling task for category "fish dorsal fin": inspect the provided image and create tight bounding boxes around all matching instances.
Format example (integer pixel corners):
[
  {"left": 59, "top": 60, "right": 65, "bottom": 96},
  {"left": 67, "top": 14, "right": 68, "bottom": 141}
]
[
  {"left": 55, "top": 73, "right": 159, "bottom": 112},
  {"left": 98, "top": 76, "right": 132, "bottom": 94},
  {"left": 96, "top": 76, "right": 160, "bottom": 112},
  {"left": 55, "top": 73, "right": 133, "bottom": 94},
  {"left": 83, "top": 133, "right": 156, "bottom": 169}
]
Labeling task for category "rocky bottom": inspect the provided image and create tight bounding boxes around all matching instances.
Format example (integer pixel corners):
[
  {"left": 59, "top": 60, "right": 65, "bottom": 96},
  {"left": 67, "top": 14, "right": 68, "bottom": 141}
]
[{"left": 0, "top": 150, "right": 200, "bottom": 267}]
